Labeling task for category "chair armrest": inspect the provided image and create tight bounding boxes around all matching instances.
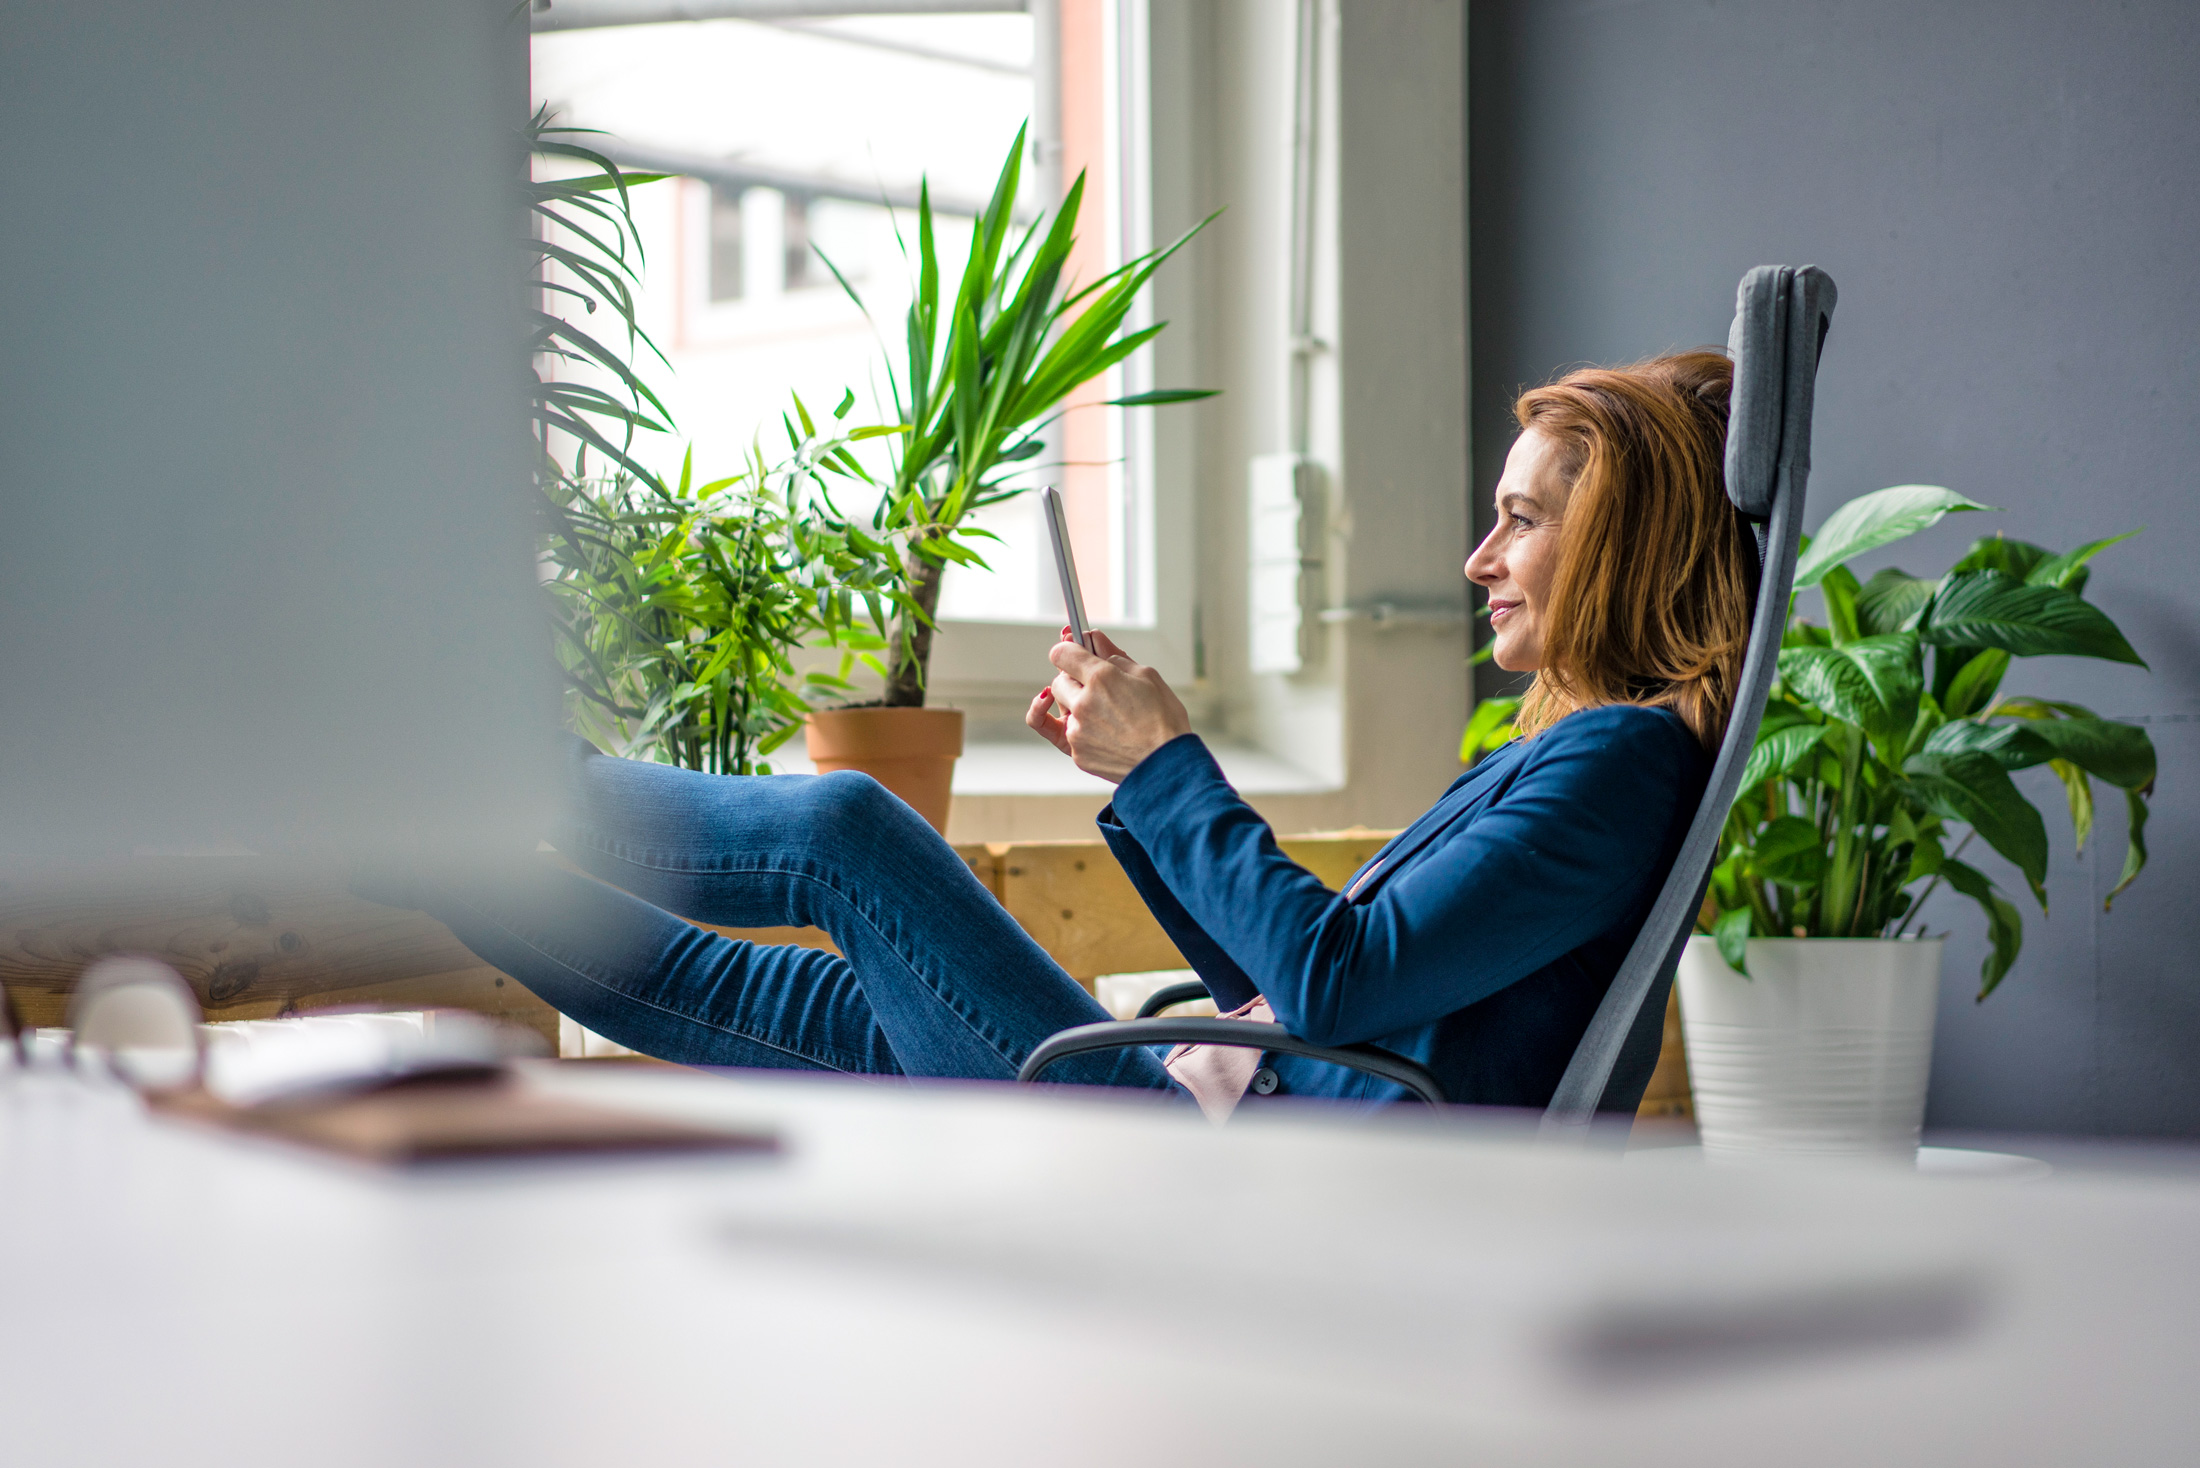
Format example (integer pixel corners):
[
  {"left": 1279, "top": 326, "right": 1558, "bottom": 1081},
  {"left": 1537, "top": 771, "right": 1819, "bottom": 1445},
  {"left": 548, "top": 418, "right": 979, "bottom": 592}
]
[
  {"left": 1134, "top": 980, "right": 1213, "bottom": 1019},
  {"left": 1016, "top": 1019, "right": 1448, "bottom": 1106}
]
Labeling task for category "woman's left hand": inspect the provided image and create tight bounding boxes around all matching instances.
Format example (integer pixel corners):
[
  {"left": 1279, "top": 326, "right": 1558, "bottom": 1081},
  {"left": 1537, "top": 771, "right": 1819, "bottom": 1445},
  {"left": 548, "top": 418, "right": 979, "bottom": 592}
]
[{"left": 1025, "top": 628, "right": 1193, "bottom": 784}]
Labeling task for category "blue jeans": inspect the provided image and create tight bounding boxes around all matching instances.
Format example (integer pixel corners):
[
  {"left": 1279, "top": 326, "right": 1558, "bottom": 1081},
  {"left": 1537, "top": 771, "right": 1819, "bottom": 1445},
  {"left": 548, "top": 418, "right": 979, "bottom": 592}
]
[{"left": 389, "top": 740, "right": 1182, "bottom": 1093}]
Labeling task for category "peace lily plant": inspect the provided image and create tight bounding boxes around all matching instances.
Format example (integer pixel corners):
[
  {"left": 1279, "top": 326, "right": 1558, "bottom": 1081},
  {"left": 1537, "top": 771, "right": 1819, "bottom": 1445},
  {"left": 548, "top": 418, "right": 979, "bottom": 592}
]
[{"left": 1703, "top": 484, "right": 2155, "bottom": 997}]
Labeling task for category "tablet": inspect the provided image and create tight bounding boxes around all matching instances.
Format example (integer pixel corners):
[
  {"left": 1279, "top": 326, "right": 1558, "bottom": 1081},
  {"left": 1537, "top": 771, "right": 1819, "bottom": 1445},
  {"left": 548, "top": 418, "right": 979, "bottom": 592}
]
[{"left": 1040, "top": 486, "right": 1097, "bottom": 652}]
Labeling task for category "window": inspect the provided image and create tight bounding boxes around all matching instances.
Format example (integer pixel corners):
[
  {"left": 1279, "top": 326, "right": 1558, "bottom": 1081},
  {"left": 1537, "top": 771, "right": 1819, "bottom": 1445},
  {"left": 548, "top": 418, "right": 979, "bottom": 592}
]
[
  {"left": 705, "top": 185, "right": 742, "bottom": 303},
  {"left": 530, "top": 5, "right": 1150, "bottom": 632}
]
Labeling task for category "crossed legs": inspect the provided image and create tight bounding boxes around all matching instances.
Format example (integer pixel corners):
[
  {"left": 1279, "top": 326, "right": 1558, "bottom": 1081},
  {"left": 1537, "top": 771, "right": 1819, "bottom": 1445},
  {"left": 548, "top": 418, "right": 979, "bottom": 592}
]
[{"left": 385, "top": 741, "right": 1179, "bottom": 1092}]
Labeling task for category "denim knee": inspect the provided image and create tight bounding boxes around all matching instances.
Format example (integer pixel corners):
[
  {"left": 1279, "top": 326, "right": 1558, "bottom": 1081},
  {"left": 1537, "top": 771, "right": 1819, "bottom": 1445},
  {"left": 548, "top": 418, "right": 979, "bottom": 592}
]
[{"left": 807, "top": 768, "right": 924, "bottom": 839}]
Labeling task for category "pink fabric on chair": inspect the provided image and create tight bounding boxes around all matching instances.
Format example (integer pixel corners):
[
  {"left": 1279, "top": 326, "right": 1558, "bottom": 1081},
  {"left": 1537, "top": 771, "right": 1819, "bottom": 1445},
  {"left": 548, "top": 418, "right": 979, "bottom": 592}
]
[{"left": 1163, "top": 996, "right": 1274, "bottom": 1122}]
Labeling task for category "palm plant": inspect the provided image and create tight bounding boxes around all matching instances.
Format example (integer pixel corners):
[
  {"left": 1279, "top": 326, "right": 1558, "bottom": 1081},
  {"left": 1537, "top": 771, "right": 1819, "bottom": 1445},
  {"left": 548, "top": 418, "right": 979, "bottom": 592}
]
[
  {"left": 824, "top": 125, "right": 1215, "bottom": 706},
  {"left": 1703, "top": 485, "right": 2155, "bottom": 997},
  {"left": 527, "top": 110, "right": 908, "bottom": 771},
  {"left": 525, "top": 106, "right": 671, "bottom": 492}
]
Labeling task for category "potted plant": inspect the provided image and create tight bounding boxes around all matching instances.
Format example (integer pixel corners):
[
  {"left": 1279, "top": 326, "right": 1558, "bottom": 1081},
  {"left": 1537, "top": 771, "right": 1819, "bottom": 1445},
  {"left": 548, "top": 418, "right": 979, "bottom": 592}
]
[
  {"left": 1684, "top": 484, "right": 2155, "bottom": 1161},
  {"left": 544, "top": 431, "right": 912, "bottom": 780},
  {"left": 804, "top": 125, "right": 1213, "bottom": 805},
  {"left": 526, "top": 113, "right": 913, "bottom": 786}
]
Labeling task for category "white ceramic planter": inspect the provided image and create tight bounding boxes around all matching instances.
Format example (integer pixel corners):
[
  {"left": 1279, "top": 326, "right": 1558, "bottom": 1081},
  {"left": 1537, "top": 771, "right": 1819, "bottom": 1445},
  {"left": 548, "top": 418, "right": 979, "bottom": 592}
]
[{"left": 1676, "top": 935, "right": 1943, "bottom": 1163}]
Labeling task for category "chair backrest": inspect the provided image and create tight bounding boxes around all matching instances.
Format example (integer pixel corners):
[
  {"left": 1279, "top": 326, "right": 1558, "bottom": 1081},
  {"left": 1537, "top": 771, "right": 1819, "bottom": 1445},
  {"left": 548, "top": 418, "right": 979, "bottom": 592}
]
[{"left": 1538, "top": 265, "right": 1838, "bottom": 1144}]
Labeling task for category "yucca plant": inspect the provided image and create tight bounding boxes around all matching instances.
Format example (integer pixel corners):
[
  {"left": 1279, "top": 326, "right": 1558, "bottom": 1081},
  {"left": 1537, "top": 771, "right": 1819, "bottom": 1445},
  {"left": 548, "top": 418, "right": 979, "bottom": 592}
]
[
  {"left": 823, "top": 125, "right": 1215, "bottom": 706},
  {"left": 1704, "top": 485, "right": 2155, "bottom": 997}
]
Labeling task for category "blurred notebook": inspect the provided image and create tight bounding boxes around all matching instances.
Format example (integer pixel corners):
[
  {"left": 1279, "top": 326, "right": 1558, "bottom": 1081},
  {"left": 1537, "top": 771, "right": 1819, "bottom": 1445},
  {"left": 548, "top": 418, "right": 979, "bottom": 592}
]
[{"left": 158, "top": 1074, "right": 779, "bottom": 1166}]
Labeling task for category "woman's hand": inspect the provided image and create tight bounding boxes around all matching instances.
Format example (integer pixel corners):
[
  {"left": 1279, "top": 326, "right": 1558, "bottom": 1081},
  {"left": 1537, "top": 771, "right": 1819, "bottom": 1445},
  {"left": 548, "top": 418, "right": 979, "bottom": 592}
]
[{"left": 1024, "top": 628, "right": 1193, "bottom": 784}]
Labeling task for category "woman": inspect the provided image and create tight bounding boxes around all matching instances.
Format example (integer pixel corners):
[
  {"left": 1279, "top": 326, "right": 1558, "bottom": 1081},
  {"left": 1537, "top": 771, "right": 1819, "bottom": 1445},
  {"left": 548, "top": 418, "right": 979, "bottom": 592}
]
[{"left": 380, "top": 350, "right": 1750, "bottom": 1114}]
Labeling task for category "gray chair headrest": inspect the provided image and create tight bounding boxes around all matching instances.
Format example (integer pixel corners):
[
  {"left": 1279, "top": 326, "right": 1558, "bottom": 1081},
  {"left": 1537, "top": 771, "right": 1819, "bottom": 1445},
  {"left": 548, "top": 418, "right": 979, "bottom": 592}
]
[{"left": 1726, "top": 265, "right": 1838, "bottom": 520}]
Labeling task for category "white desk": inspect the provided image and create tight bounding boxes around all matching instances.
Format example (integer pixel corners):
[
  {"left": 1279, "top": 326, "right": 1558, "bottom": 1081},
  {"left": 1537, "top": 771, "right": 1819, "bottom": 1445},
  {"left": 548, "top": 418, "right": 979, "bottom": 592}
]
[{"left": 3, "top": 1062, "right": 2195, "bottom": 1466}]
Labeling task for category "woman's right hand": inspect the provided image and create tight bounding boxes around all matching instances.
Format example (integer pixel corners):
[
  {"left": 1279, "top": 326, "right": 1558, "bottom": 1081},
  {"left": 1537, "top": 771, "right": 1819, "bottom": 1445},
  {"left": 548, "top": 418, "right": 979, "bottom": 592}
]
[{"left": 1025, "top": 628, "right": 1191, "bottom": 784}]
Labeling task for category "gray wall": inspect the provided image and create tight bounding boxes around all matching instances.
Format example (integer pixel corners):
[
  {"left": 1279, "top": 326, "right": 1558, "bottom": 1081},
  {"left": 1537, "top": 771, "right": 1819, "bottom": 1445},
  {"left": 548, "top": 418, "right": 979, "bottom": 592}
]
[{"left": 1469, "top": 0, "right": 2200, "bottom": 1137}]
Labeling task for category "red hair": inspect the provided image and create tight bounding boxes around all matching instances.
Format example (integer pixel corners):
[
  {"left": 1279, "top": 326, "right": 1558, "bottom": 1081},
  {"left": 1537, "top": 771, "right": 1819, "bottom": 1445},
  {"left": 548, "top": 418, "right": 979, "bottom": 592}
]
[{"left": 1511, "top": 351, "right": 1750, "bottom": 752}]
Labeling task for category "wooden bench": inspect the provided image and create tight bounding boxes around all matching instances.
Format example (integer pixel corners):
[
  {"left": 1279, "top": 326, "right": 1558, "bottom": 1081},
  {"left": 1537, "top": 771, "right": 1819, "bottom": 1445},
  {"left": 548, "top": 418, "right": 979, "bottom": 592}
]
[{"left": 0, "top": 838, "right": 1690, "bottom": 1119}]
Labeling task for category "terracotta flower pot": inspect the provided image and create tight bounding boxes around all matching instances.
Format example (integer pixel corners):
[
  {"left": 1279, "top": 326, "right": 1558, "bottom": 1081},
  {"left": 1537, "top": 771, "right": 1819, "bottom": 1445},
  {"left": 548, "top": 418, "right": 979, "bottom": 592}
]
[{"left": 803, "top": 708, "right": 965, "bottom": 834}]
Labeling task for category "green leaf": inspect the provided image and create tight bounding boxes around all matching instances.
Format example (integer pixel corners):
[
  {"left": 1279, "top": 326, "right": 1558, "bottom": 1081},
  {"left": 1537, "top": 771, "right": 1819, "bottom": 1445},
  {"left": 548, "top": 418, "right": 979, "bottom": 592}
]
[
  {"left": 535, "top": 311, "right": 675, "bottom": 424},
  {"left": 1819, "top": 565, "right": 1864, "bottom": 645},
  {"left": 534, "top": 168, "right": 668, "bottom": 195},
  {"left": 1459, "top": 697, "right": 1521, "bottom": 763},
  {"left": 1939, "top": 647, "right": 2010, "bottom": 718},
  {"left": 1793, "top": 485, "right": 1996, "bottom": 588},
  {"left": 1907, "top": 690, "right": 1948, "bottom": 753},
  {"left": 1713, "top": 906, "right": 1754, "bottom": 976},
  {"left": 1905, "top": 831, "right": 1946, "bottom": 882},
  {"left": 1901, "top": 749, "right": 2050, "bottom": 906},
  {"left": 1740, "top": 723, "right": 1828, "bottom": 790},
  {"left": 532, "top": 405, "right": 665, "bottom": 491},
  {"left": 1751, "top": 815, "right": 1828, "bottom": 887},
  {"left": 1951, "top": 534, "right": 2051, "bottom": 581},
  {"left": 2048, "top": 758, "right": 2095, "bottom": 852},
  {"left": 1991, "top": 706, "right": 2156, "bottom": 790},
  {"left": 1105, "top": 388, "right": 1221, "bottom": 407},
  {"left": 1920, "top": 570, "right": 2147, "bottom": 666},
  {"left": 2107, "top": 787, "right": 2150, "bottom": 909},
  {"left": 1776, "top": 634, "right": 1923, "bottom": 757},
  {"left": 1708, "top": 848, "right": 1745, "bottom": 910},
  {"left": 1921, "top": 718, "right": 2054, "bottom": 770},
  {"left": 1855, "top": 568, "right": 1937, "bottom": 635},
  {"left": 2025, "top": 530, "right": 2139, "bottom": 593},
  {"left": 1940, "top": 858, "right": 2024, "bottom": 999},
  {"left": 1756, "top": 698, "right": 1814, "bottom": 737}
]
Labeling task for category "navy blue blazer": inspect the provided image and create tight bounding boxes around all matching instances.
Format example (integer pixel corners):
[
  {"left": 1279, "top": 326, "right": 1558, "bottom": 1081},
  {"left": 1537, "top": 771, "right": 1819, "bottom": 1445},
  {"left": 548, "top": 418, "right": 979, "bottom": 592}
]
[{"left": 1096, "top": 704, "right": 1709, "bottom": 1108}]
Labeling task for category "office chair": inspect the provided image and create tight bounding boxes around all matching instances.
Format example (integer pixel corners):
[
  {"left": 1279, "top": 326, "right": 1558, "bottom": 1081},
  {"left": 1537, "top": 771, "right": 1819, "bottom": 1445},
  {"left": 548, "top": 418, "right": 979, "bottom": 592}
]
[{"left": 1017, "top": 267, "right": 1837, "bottom": 1140}]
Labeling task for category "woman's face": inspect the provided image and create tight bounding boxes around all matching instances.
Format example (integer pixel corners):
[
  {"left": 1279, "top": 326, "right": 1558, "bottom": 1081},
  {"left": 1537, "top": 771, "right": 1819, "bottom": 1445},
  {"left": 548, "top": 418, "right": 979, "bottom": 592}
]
[{"left": 1466, "top": 428, "right": 1570, "bottom": 672}]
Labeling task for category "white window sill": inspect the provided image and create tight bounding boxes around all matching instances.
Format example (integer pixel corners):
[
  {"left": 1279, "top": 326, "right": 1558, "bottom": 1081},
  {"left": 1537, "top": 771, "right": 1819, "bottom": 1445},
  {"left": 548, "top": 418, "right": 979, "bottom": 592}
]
[
  {"left": 951, "top": 737, "right": 1337, "bottom": 796},
  {"left": 768, "top": 735, "right": 1337, "bottom": 797}
]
